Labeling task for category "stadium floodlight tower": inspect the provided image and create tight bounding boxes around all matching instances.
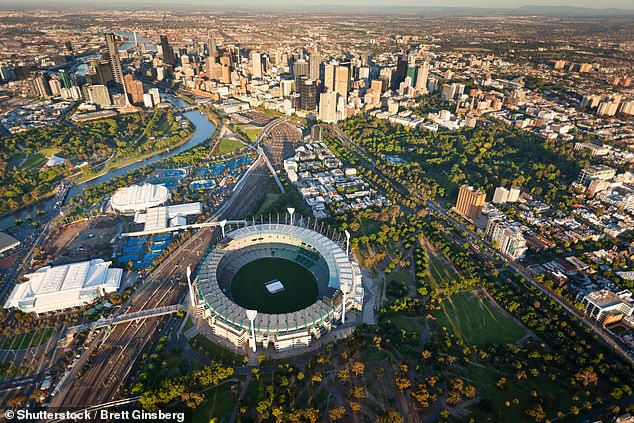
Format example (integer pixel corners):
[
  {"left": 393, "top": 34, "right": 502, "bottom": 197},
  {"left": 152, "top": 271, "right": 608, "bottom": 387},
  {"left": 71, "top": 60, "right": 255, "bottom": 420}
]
[
  {"left": 287, "top": 207, "right": 296, "bottom": 226},
  {"left": 186, "top": 265, "right": 196, "bottom": 308},
  {"left": 246, "top": 309, "right": 258, "bottom": 352},
  {"left": 219, "top": 219, "right": 228, "bottom": 238},
  {"left": 344, "top": 230, "right": 351, "bottom": 258}
]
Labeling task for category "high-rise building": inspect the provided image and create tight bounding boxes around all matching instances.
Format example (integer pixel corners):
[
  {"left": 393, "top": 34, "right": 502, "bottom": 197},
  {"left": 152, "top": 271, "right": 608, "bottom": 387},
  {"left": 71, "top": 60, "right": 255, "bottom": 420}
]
[
  {"left": 318, "top": 91, "right": 338, "bottom": 123},
  {"left": 391, "top": 54, "right": 408, "bottom": 90},
  {"left": 160, "top": 35, "right": 175, "bottom": 65},
  {"left": 455, "top": 185, "right": 485, "bottom": 219},
  {"left": 298, "top": 77, "right": 317, "bottom": 111},
  {"left": 280, "top": 79, "right": 294, "bottom": 97},
  {"left": 208, "top": 33, "right": 218, "bottom": 61},
  {"left": 486, "top": 215, "right": 527, "bottom": 260},
  {"left": 88, "top": 84, "right": 111, "bottom": 107},
  {"left": 49, "top": 78, "right": 62, "bottom": 97},
  {"left": 149, "top": 88, "right": 161, "bottom": 106},
  {"left": 58, "top": 69, "right": 72, "bottom": 89},
  {"left": 33, "top": 72, "right": 52, "bottom": 98},
  {"left": 293, "top": 59, "right": 310, "bottom": 85},
  {"left": 324, "top": 63, "right": 336, "bottom": 92},
  {"left": 492, "top": 187, "right": 510, "bottom": 204},
  {"left": 124, "top": 74, "right": 144, "bottom": 105},
  {"left": 335, "top": 65, "right": 349, "bottom": 100},
  {"left": 251, "top": 52, "right": 262, "bottom": 79},
  {"left": 105, "top": 33, "right": 125, "bottom": 95},
  {"left": 309, "top": 52, "right": 321, "bottom": 81},
  {"left": 507, "top": 186, "right": 521, "bottom": 202},
  {"left": 415, "top": 62, "right": 429, "bottom": 91}
]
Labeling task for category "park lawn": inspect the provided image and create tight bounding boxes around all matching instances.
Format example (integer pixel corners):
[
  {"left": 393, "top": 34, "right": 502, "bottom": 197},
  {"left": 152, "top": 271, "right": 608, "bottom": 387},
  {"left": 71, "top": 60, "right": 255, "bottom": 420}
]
[
  {"left": 387, "top": 267, "right": 416, "bottom": 292},
  {"left": 436, "top": 290, "right": 527, "bottom": 347},
  {"left": 189, "top": 334, "right": 245, "bottom": 366},
  {"left": 191, "top": 380, "right": 238, "bottom": 423},
  {"left": 39, "top": 147, "right": 62, "bottom": 157},
  {"left": 0, "top": 327, "right": 54, "bottom": 350},
  {"left": 426, "top": 246, "right": 458, "bottom": 292},
  {"left": 253, "top": 190, "right": 283, "bottom": 215},
  {"left": 20, "top": 153, "right": 47, "bottom": 170},
  {"left": 213, "top": 138, "right": 244, "bottom": 156},
  {"left": 465, "top": 360, "right": 576, "bottom": 422}
]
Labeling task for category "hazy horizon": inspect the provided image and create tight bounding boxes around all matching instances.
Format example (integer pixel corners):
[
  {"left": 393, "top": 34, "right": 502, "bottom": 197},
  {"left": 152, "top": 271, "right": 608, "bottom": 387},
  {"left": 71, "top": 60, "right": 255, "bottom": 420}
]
[{"left": 0, "top": 0, "right": 633, "bottom": 11}]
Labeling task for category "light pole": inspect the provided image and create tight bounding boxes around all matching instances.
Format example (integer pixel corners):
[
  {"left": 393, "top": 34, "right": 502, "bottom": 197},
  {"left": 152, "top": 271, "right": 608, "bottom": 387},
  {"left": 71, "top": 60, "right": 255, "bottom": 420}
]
[
  {"left": 341, "top": 289, "right": 348, "bottom": 324},
  {"left": 219, "top": 219, "right": 227, "bottom": 238},
  {"left": 186, "top": 265, "right": 195, "bottom": 308},
  {"left": 345, "top": 230, "right": 351, "bottom": 258},
  {"left": 287, "top": 207, "right": 295, "bottom": 226},
  {"left": 246, "top": 309, "right": 258, "bottom": 353}
]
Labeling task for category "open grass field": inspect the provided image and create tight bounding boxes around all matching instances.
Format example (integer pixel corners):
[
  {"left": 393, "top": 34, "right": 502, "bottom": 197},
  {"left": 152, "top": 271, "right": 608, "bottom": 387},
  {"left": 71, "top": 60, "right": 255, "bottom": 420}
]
[
  {"left": 189, "top": 334, "right": 245, "bottom": 366},
  {"left": 191, "top": 380, "right": 238, "bottom": 423},
  {"left": 436, "top": 290, "right": 527, "bottom": 347},
  {"left": 20, "top": 153, "right": 47, "bottom": 170},
  {"left": 213, "top": 138, "right": 244, "bottom": 155},
  {"left": 234, "top": 124, "right": 262, "bottom": 142},
  {"left": 426, "top": 246, "right": 458, "bottom": 292},
  {"left": 231, "top": 257, "right": 318, "bottom": 314}
]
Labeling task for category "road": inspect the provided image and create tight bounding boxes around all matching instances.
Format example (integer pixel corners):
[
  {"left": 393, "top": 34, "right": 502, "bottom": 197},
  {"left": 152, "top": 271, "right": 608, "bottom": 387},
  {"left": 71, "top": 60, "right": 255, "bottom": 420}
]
[
  {"left": 426, "top": 200, "right": 634, "bottom": 367},
  {"left": 329, "top": 122, "right": 633, "bottom": 367}
]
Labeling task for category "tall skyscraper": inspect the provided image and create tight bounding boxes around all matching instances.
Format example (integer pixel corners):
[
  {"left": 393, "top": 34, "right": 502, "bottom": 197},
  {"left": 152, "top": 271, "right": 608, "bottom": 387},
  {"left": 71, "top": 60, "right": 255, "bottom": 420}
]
[
  {"left": 309, "top": 52, "right": 321, "bottom": 81},
  {"left": 335, "top": 65, "right": 349, "bottom": 100},
  {"left": 293, "top": 59, "right": 309, "bottom": 85},
  {"left": 124, "top": 74, "right": 144, "bottom": 105},
  {"left": 324, "top": 63, "right": 336, "bottom": 92},
  {"left": 58, "top": 69, "right": 72, "bottom": 89},
  {"left": 298, "top": 77, "right": 317, "bottom": 111},
  {"left": 415, "top": 62, "right": 429, "bottom": 91},
  {"left": 318, "top": 91, "right": 338, "bottom": 123},
  {"left": 251, "top": 52, "right": 262, "bottom": 79},
  {"left": 160, "top": 35, "right": 175, "bottom": 65},
  {"left": 208, "top": 33, "right": 218, "bottom": 61},
  {"left": 105, "top": 33, "right": 124, "bottom": 93},
  {"left": 391, "top": 54, "right": 408, "bottom": 90},
  {"left": 455, "top": 185, "right": 486, "bottom": 220}
]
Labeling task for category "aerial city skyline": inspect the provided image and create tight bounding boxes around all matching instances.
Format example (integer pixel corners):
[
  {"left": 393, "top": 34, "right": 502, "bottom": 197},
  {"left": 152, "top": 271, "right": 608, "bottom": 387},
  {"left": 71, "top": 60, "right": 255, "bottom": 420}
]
[{"left": 0, "top": 3, "right": 632, "bottom": 423}]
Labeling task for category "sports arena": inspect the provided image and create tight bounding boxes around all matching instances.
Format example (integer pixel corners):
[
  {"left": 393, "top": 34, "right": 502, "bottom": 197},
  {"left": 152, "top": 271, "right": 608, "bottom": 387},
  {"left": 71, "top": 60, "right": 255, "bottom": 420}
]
[{"left": 192, "top": 222, "right": 364, "bottom": 352}]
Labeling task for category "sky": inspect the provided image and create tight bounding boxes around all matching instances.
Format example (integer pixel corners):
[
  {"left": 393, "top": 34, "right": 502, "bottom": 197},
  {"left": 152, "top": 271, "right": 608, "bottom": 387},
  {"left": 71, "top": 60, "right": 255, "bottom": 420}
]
[{"left": 0, "top": 0, "right": 633, "bottom": 9}]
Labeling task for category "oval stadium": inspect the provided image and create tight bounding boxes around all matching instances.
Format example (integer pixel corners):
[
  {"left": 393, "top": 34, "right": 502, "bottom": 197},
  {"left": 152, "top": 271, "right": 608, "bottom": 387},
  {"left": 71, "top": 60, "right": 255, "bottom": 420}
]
[{"left": 192, "top": 222, "right": 364, "bottom": 352}]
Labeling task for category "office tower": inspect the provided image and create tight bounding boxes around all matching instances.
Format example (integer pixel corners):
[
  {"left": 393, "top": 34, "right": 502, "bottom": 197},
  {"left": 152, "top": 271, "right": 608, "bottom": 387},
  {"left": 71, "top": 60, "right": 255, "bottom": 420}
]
[
  {"left": 324, "top": 63, "right": 336, "bottom": 92},
  {"left": 58, "top": 69, "right": 72, "bottom": 88},
  {"left": 415, "top": 62, "right": 429, "bottom": 91},
  {"left": 492, "top": 187, "right": 510, "bottom": 204},
  {"left": 289, "top": 92, "right": 301, "bottom": 110},
  {"left": 507, "top": 186, "right": 521, "bottom": 202},
  {"left": 221, "top": 65, "right": 231, "bottom": 84},
  {"left": 319, "top": 91, "right": 338, "bottom": 123},
  {"left": 49, "top": 79, "right": 62, "bottom": 97},
  {"left": 455, "top": 185, "right": 486, "bottom": 219},
  {"left": 33, "top": 72, "right": 52, "bottom": 98},
  {"left": 143, "top": 93, "right": 154, "bottom": 108},
  {"left": 358, "top": 66, "right": 370, "bottom": 80},
  {"left": 298, "top": 77, "right": 317, "bottom": 111},
  {"left": 293, "top": 59, "right": 309, "bottom": 84},
  {"left": 208, "top": 34, "right": 218, "bottom": 60},
  {"left": 391, "top": 54, "right": 408, "bottom": 90},
  {"left": 335, "top": 65, "right": 349, "bottom": 99},
  {"left": 88, "top": 84, "right": 111, "bottom": 106},
  {"left": 309, "top": 52, "right": 321, "bottom": 81},
  {"left": 105, "top": 33, "right": 124, "bottom": 95},
  {"left": 160, "top": 35, "right": 175, "bottom": 65},
  {"left": 124, "top": 74, "right": 144, "bottom": 105},
  {"left": 149, "top": 88, "right": 161, "bottom": 106},
  {"left": 444, "top": 69, "right": 454, "bottom": 80},
  {"left": 251, "top": 52, "right": 262, "bottom": 79},
  {"left": 406, "top": 65, "right": 417, "bottom": 85},
  {"left": 280, "top": 79, "right": 294, "bottom": 97}
]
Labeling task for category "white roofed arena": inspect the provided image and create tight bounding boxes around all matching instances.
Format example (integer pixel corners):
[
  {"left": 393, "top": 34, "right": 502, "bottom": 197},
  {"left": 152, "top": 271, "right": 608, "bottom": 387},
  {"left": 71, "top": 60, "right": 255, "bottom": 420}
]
[
  {"left": 191, "top": 222, "right": 364, "bottom": 352},
  {"left": 111, "top": 183, "right": 170, "bottom": 214}
]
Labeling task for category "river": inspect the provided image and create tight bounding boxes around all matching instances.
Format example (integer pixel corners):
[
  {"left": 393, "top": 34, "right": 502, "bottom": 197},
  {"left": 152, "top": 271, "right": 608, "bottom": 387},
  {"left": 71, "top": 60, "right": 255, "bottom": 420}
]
[{"left": 0, "top": 101, "right": 215, "bottom": 232}]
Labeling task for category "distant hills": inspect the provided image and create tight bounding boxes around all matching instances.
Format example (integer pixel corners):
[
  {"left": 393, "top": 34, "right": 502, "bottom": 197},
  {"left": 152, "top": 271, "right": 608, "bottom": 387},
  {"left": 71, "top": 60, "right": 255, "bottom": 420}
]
[{"left": 512, "top": 4, "right": 634, "bottom": 16}]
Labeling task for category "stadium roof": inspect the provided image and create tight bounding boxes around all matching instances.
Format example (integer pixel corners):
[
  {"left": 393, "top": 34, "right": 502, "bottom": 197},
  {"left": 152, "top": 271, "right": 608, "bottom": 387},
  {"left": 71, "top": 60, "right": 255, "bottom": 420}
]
[
  {"left": 195, "top": 223, "right": 363, "bottom": 335},
  {"left": 111, "top": 183, "right": 170, "bottom": 214},
  {"left": 4, "top": 259, "right": 122, "bottom": 314},
  {"left": 0, "top": 232, "right": 20, "bottom": 254}
]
